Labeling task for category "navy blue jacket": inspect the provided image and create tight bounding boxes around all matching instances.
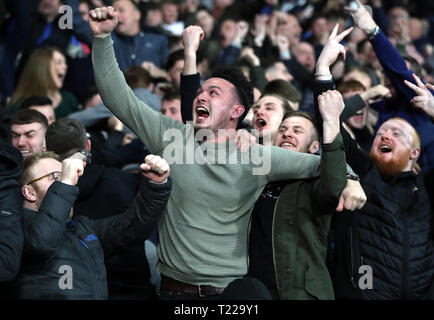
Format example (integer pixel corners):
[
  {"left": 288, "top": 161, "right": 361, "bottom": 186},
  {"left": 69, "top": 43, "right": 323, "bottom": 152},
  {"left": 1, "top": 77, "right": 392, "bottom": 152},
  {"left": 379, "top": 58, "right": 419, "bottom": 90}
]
[
  {"left": 15, "top": 178, "right": 171, "bottom": 299},
  {"left": 112, "top": 32, "right": 170, "bottom": 71}
]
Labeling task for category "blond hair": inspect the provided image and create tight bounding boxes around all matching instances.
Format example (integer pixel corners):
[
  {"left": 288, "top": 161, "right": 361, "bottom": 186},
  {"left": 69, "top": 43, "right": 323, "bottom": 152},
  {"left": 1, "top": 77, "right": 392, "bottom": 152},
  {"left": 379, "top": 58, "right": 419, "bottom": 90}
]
[{"left": 20, "top": 151, "right": 61, "bottom": 186}]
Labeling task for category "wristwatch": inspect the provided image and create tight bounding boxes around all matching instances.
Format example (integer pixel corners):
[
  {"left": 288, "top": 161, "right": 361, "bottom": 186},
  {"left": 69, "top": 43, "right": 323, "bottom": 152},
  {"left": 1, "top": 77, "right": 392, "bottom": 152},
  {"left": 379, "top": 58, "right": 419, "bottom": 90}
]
[
  {"left": 367, "top": 25, "right": 380, "bottom": 39},
  {"left": 347, "top": 173, "right": 361, "bottom": 181}
]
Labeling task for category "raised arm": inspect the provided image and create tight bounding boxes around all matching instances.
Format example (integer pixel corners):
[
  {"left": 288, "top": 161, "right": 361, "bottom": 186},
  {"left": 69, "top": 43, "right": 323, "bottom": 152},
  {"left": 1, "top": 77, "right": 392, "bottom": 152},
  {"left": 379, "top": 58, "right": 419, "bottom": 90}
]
[
  {"left": 347, "top": 0, "right": 434, "bottom": 101},
  {"left": 22, "top": 153, "right": 85, "bottom": 257},
  {"left": 180, "top": 26, "right": 203, "bottom": 123},
  {"left": 91, "top": 155, "right": 171, "bottom": 259},
  {"left": 89, "top": 6, "right": 182, "bottom": 154},
  {"left": 314, "top": 23, "right": 372, "bottom": 177}
]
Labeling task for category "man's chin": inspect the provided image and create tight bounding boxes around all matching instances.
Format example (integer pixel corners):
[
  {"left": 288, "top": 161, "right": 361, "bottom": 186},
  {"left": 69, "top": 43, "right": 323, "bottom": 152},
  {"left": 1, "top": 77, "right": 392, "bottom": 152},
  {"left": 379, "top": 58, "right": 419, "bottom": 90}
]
[{"left": 369, "top": 151, "right": 409, "bottom": 177}]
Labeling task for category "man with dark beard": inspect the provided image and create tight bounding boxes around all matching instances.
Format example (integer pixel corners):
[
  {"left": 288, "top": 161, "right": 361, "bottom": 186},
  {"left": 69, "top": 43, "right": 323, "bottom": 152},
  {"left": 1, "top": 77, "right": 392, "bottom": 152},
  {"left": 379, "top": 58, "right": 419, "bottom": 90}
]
[{"left": 313, "top": 3, "right": 434, "bottom": 299}]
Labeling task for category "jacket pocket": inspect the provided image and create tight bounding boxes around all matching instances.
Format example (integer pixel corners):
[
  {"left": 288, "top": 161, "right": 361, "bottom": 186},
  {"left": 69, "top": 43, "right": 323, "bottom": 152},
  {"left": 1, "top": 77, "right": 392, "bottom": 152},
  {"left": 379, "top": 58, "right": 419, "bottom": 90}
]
[{"left": 304, "top": 263, "right": 333, "bottom": 300}]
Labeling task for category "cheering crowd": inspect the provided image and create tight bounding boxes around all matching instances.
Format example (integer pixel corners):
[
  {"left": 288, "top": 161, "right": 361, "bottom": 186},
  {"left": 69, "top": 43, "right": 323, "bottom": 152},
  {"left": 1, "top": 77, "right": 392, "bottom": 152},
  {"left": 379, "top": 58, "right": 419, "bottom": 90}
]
[{"left": 0, "top": 0, "right": 433, "bottom": 300}]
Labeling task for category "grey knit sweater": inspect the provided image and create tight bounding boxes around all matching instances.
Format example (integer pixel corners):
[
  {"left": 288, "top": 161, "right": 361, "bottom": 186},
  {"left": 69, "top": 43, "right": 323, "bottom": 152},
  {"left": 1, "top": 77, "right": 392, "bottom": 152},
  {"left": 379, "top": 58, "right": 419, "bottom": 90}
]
[{"left": 92, "top": 35, "right": 326, "bottom": 287}]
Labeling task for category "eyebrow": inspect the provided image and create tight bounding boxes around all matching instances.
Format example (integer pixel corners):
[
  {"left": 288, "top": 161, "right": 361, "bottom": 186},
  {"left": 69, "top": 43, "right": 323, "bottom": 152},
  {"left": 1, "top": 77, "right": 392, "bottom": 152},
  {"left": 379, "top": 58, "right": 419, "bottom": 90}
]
[
  {"left": 11, "top": 129, "right": 37, "bottom": 136},
  {"left": 198, "top": 85, "right": 223, "bottom": 94}
]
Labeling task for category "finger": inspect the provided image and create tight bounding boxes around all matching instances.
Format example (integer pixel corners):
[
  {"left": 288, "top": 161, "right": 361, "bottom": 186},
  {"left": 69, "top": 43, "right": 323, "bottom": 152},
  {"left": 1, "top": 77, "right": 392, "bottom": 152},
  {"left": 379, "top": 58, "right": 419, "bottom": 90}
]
[
  {"left": 154, "top": 158, "right": 168, "bottom": 174},
  {"left": 344, "top": 6, "right": 357, "bottom": 14},
  {"left": 344, "top": 196, "right": 353, "bottom": 211},
  {"left": 336, "top": 196, "right": 344, "bottom": 212},
  {"left": 404, "top": 79, "right": 424, "bottom": 94},
  {"left": 107, "top": 6, "right": 115, "bottom": 17},
  {"left": 139, "top": 163, "right": 151, "bottom": 172},
  {"left": 355, "top": 0, "right": 364, "bottom": 9},
  {"left": 413, "top": 96, "right": 428, "bottom": 103},
  {"left": 335, "top": 27, "right": 354, "bottom": 43},
  {"left": 412, "top": 73, "right": 426, "bottom": 89},
  {"left": 358, "top": 197, "right": 366, "bottom": 210},
  {"left": 338, "top": 46, "right": 348, "bottom": 62},
  {"left": 95, "top": 7, "right": 102, "bottom": 19},
  {"left": 90, "top": 10, "right": 97, "bottom": 19},
  {"left": 329, "top": 23, "right": 339, "bottom": 39},
  {"left": 100, "top": 6, "right": 107, "bottom": 19},
  {"left": 426, "top": 83, "right": 434, "bottom": 91}
]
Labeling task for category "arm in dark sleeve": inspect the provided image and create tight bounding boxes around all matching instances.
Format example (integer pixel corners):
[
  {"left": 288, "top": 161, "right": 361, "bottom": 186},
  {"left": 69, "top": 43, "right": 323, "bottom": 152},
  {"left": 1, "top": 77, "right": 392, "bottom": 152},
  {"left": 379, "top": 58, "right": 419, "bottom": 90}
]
[
  {"left": 0, "top": 144, "right": 24, "bottom": 282},
  {"left": 370, "top": 30, "right": 434, "bottom": 101},
  {"left": 23, "top": 182, "right": 78, "bottom": 257},
  {"left": 341, "top": 94, "right": 367, "bottom": 121},
  {"left": 180, "top": 73, "right": 200, "bottom": 123},
  {"left": 313, "top": 79, "right": 372, "bottom": 176},
  {"left": 315, "top": 133, "right": 348, "bottom": 212},
  {"left": 283, "top": 58, "right": 315, "bottom": 89},
  {"left": 249, "top": 65, "right": 268, "bottom": 92},
  {"left": 373, "top": 5, "right": 389, "bottom": 35},
  {"left": 63, "top": 0, "right": 93, "bottom": 45},
  {"left": 91, "top": 177, "right": 171, "bottom": 259}
]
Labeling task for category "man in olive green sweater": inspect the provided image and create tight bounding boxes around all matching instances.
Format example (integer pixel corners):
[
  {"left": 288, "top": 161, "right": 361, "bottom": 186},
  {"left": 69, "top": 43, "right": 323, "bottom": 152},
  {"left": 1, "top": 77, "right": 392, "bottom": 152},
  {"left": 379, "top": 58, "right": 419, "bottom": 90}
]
[{"left": 88, "top": 7, "right": 366, "bottom": 299}]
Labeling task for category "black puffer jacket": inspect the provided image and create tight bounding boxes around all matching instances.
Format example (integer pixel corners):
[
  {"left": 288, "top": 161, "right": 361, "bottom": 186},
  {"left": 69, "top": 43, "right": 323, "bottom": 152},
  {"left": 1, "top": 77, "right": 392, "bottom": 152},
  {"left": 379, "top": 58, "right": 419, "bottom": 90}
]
[
  {"left": 0, "top": 142, "right": 24, "bottom": 282},
  {"left": 333, "top": 165, "right": 434, "bottom": 300},
  {"left": 314, "top": 78, "right": 434, "bottom": 300},
  {"left": 15, "top": 178, "right": 171, "bottom": 299}
]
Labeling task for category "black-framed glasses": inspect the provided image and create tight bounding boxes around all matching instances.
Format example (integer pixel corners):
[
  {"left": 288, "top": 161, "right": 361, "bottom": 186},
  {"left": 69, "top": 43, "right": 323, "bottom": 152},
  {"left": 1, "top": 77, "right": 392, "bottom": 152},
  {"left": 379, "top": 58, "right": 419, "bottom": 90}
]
[{"left": 26, "top": 171, "right": 62, "bottom": 185}]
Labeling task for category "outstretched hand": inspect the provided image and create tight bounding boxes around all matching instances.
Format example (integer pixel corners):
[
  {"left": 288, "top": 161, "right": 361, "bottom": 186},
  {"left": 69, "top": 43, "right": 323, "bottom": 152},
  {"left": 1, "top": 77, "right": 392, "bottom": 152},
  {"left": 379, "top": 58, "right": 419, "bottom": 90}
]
[
  {"left": 345, "top": 0, "right": 377, "bottom": 34},
  {"left": 316, "top": 23, "right": 353, "bottom": 77},
  {"left": 89, "top": 6, "right": 119, "bottom": 38},
  {"left": 404, "top": 73, "right": 434, "bottom": 119}
]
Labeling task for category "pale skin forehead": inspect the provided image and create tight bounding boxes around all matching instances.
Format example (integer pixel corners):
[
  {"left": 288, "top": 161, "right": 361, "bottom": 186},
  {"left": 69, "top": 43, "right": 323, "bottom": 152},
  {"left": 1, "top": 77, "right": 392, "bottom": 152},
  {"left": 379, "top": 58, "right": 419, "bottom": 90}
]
[
  {"left": 378, "top": 119, "right": 416, "bottom": 145},
  {"left": 200, "top": 77, "right": 237, "bottom": 96},
  {"left": 27, "top": 157, "right": 62, "bottom": 181},
  {"left": 279, "top": 116, "right": 315, "bottom": 134},
  {"left": 12, "top": 122, "right": 44, "bottom": 134},
  {"left": 253, "top": 95, "right": 284, "bottom": 110}
]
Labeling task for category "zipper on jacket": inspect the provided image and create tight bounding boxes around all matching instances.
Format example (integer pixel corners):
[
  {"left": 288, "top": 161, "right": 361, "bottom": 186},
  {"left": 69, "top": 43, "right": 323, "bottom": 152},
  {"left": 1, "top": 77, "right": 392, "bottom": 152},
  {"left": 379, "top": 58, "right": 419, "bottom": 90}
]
[
  {"left": 348, "top": 226, "right": 357, "bottom": 288},
  {"left": 401, "top": 218, "right": 409, "bottom": 299},
  {"left": 272, "top": 195, "right": 280, "bottom": 296}
]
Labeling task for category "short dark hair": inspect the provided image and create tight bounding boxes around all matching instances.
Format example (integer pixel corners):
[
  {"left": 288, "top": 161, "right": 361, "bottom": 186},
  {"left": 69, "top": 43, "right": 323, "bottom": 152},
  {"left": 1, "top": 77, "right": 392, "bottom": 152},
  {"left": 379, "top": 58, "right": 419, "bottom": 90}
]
[
  {"left": 124, "top": 66, "right": 152, "bottom": 89},
  {"left": 113, "top": 0, "right": 140, "bottom": 11},
  {"left": 45, "top": 118, "right": 88, "bottom": 160},
  {"left": 165, "top": 49, "right": 184, "bottom": 71},
  {"left": 402, "top": 54, "right": 423, "bottom": 79},
  {"left": 281, "top": 110, "right": 319, "bottom": 142},
  {"left": 19, "top": 96, "right": 53, "bottom": 110},
  {"left": 210, "top": 65, "right": 253, "bottom": 123},
  {"left": 162, "top": 89, "right": 181, "bottom": 102},
  {"left": 263, "top": 79, "right": 301, "bottom": 104},
  {"left": 11, "top": 109, "right": 49, "bottom": 130}
]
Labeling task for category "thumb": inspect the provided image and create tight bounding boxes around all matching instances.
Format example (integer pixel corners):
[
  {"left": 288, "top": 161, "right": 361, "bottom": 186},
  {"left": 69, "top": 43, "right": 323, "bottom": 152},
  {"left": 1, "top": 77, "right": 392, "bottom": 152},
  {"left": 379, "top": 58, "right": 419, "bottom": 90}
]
[{"left": 336, "top": 195, "right": 344, "bottom": 212}]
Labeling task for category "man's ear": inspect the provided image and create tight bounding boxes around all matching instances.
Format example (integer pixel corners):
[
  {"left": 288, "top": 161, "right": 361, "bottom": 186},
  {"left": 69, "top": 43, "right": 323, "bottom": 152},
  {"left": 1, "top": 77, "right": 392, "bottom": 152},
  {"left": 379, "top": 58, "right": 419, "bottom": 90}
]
[
  {"left": 410, "top": 147, "right": 420, "bottom": 160},
  {"left": 86, "top": 138, "right": 91, "bottom": 152},
  {"left": 22, "top": 185, "right": 37, "bottom": 202},
  {"left": 231, "top": 105, "right": 245, "bottom": 120},
  {"left": 134, "top": 7, "right": 141, "bottom": 22},
  {"left": 309, "top": 140, "right": 320, "bottom": 154}
]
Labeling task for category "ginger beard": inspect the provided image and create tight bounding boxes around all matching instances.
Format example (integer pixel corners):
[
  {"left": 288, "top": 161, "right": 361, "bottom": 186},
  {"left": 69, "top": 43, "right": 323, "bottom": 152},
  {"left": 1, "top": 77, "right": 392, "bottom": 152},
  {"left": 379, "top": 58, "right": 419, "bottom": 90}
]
[
  {"left": 369, "top": 146, "right": 411, "bottom": 177},
  {"left": 368, "top": 118, "right": 420, "bottom": 177}
]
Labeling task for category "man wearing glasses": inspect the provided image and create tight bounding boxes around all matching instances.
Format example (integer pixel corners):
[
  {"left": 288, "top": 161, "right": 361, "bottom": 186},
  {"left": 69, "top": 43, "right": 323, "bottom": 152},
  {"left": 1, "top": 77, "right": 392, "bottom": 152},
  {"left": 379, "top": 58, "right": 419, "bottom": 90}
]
[{"left": 13, "top": 151, "right": 171, "bottom": 299}]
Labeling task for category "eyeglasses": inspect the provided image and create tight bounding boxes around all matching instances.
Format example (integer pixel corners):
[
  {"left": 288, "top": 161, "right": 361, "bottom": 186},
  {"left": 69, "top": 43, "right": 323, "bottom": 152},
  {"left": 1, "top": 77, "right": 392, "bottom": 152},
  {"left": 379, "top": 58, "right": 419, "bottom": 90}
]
[{"left": 26, "top": 171, "right": 62, "bottom": 185}]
